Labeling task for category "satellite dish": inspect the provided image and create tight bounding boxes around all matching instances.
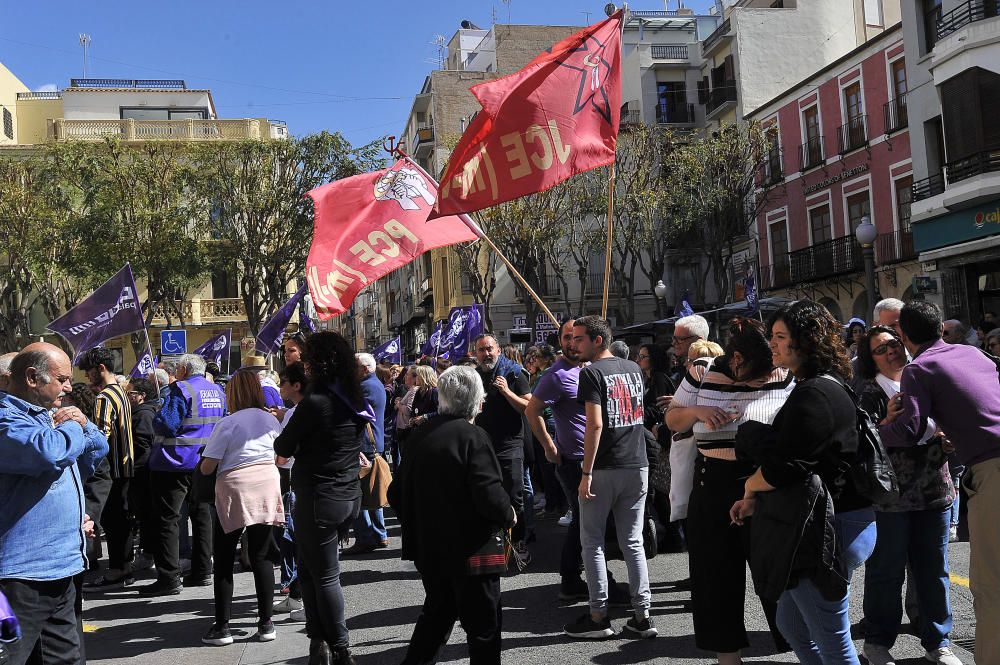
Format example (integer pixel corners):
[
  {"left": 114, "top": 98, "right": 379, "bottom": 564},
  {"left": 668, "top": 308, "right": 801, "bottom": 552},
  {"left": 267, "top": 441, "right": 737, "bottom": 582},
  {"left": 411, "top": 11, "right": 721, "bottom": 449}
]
[{"left": 605, "top": 3, "right": 617, "bottom": 16}]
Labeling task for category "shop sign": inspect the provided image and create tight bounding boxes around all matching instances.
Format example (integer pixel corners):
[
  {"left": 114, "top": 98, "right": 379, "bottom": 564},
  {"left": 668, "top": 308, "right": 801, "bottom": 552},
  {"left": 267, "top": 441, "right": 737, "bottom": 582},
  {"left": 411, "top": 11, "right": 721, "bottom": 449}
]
[
  {"left": 913, "top": 198, "right": 1000, "bottom": 252},
  {"left": 913, "top": 275, "right": 938, "bottom": 294},
  {"left": 803, "top": 163, "right": 869, "bottom": 195}
]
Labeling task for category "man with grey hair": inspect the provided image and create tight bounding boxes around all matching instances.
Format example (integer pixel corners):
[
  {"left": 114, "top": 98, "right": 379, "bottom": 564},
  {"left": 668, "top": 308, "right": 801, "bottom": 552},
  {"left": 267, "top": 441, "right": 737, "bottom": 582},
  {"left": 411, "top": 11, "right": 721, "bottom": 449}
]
[
  {"left": 609, "top": 341, "right": 631, "bottom": 360},
  {"left": 669, "top": 314, "right": 709, "bottom": 387},
  {"left": 0, "top": 342, "right": 108, "bottom": 665},
  {"left": 873, "top": 298, "right": 905, "bottom": 335},
  {"left": 140, "top": 353, "right": 226, "bottom": 596},
  {"left": 0, "top": 351, "right": 17, "bottom": 392},
  {"left": 343, "top": 351, "right": 389, "bottom": 555},
  {"left": 942, "top": 319, "right": 974, "bottom": 345},
  {"left": 157, "top": 356, "right": 181, "bottom": 402}
]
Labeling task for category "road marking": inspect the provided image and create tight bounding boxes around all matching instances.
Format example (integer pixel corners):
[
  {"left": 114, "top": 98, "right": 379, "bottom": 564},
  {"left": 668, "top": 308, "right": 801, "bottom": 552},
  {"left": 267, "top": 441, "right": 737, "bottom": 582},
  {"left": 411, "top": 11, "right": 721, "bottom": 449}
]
[
  {"left": 950, "top": 573, "right": 970, "bottom": 588},
  {"left": 82, "top": 623, "right": 99, "bottom": 633}
]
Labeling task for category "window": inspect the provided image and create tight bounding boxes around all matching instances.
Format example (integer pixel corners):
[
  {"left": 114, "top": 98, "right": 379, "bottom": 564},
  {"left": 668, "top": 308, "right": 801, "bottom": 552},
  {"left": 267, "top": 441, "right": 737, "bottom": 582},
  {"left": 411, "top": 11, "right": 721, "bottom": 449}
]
[
  {"left": 211, "top": 270, "right": 238, "bottom": 299},
  {"left": 891, "top": 59, "right": 907, "bottom": 98},
  {"left": 764, "top": 126, "right": 782, "bottom": 182},
  {"left": 844, "top": 82, "right": 863, "bottom": 122},
  {"left": 810, "top": 205, "right": 832, "bottom": 245},
  {"left": 940, "top": 67, "right": 1000, "bottom": 175},
  {"left": 841, "top": 82, "right": 866, "bottom": 151},
  {"left": 895, "top": 175, "right": 913, "bottom": 232},
  {"left": 864, "top": 0, "right": 884, "bottom": 26},
  {"left": 847, "top": 191, "right": 872, "bottom": 234},
  {"left": 923, "top": 0, "right": 942, "bottom": 53},
  {"left": 656, "top": 82, "right": 689, "bottom": 123},
  {"left": 770, "top": 220, "right": 789, "bottom": 264},
  {"left": 120, "top": 107, "right": 209, "bottom": 120},
  {"left": 770, "top": 0, "right": 784, "bottom": 7},
  {"left": 2, "top": 107, "right": 12, "bottom": 139},
  {"left": 802, "top": 105, "right": 822, "bottom": 168}
]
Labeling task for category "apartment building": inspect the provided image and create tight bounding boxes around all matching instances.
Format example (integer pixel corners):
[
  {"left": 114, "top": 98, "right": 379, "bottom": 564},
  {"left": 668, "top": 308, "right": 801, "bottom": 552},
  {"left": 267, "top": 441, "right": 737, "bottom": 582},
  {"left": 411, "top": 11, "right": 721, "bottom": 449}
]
[
  {"left": 901, "top": 0, "right": 1000, "bottom": 321},
  {"left": 0, "top": 63, "right": 292, "bottom": 372},
  {"left": 750, "top": 23, "right": 918, "bottom": 321}
]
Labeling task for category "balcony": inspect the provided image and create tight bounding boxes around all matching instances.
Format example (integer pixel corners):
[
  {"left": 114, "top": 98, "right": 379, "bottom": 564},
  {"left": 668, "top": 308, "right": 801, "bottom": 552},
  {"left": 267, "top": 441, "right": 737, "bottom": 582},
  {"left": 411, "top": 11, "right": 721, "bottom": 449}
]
[
  {"left": 875, "top": 229, "right": 917, "bottom": 265},
  {"left": 937, "top": 0, "right": 1000, "bottom": 41},
  {"left": 47, "top": 118, "right": 273, "bottom": 142},
  {"left": 761, "top": 148, "right": 784, "bottom": 186},
  {"left": 651, "top": 44, "right": 689, "bottom": 61},
  {"left": 586, "top": 272, "right": 620, "bottom": 295},
  {"left": 149, "top": 298, "right": 247, "bottom": 326},
  {"left": 912, "top": 172, "right": 946, "bottom": 201},
  {"left": 789, "top": 236, "right": 863, "bottom": 283},
  {"left": 798, "top": 136, "right": 825, "bottom": 171},
  {"left": 837, "top": 115, "right": 868, "bottom": 154},
  {"left": 631, "top": 10, "right": 682, "bottom": 17},
  {"left": 656, "top": 103, "right": 696, "bottom": 125},
  {"left": 946, "top": 147, "right": 1000, "bottom": 184},
  {"left": 16, "top": 91, "right": 61, "bottom": 100},
  {"left": 413, "top": 124, "right": 435, "bottom": 158},
  {"left": 517, "top": 275, "right": 562, "bottom": 298},
  {"left": 621, "top": 110, "right": 642, "bottom": 126},
  {"left": 69, "top": 78, "right": 187, "bottom": 89},
  {"left": 702, "top": 18, "right": 732, "bottom": 55},
  {"left": 200, "top": 298, "right": 246, "bottom": 323},
  {"left": 759, "top": 261, "right": 792, "bottom": 290},
  {"left": 706, "top": 83, "right": 737, "bottom": 117},
  {"left": 883, "top": 94, "right": 908, "bottom": 134}
]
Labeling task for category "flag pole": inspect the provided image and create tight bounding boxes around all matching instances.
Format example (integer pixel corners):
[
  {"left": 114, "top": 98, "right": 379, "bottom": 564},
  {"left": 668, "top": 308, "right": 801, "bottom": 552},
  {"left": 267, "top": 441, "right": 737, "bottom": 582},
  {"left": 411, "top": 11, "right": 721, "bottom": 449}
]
[
  {"left": 601, "top": 163, "right": 616, "bottom": 319},
  {"left": 143, "top": 327, "right": 160, "bottom": 395},
  {"left": 476, "top": 228, "right": 560, "bottom": 328}
]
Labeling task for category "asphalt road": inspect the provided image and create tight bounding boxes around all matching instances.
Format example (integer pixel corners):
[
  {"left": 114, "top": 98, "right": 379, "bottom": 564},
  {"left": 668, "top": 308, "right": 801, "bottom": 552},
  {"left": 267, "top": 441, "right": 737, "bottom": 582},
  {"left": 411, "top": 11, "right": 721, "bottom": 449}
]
[{"left": 82, "top": 512, "right": 976, "bottom": 665}]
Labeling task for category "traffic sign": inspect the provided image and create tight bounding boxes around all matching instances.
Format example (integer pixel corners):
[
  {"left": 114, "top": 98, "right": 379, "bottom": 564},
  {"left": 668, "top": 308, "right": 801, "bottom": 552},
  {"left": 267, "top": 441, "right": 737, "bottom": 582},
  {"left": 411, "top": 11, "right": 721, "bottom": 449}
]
[{"left": 160, "top": 329, "right": 188, "bottom": 355}]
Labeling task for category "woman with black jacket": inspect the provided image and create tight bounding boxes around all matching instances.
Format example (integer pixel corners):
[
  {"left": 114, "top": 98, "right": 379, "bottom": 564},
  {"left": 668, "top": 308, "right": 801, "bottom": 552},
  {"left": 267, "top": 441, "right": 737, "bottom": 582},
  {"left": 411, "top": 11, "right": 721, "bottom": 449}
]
[
  {"left": 389, "top": 366, "right": 515, "bottom": 665},
  {"left": 274, "top": 332, "right": 374, "bottom": 665},
  {"left": 732, "top": 300, "right": 875, "bottom": 665}
]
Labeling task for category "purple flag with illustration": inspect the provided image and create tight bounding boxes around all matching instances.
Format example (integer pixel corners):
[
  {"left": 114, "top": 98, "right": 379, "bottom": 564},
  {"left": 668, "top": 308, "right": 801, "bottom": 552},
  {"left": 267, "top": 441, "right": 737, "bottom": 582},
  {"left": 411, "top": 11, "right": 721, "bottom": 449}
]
[
  {"left": 443, "top": 304, "right": 483, "bottom": 358},
  {"left": 129, "top": 351, "right": 156, "bottom": 379},
  {"left": 47, "top": 264, "right": 146, "bottom": 362},
  {"left": 299, "top": 297, "right": 316, "bottom": 334},
  {"left": 255, "top": 284, "right": 307, "bottom": 356},
  {"left": 420, "top": 322, "right": 444, "bottom": 357},
  {"left": 674, "top": 290, "right": 694, "bottom": 318},
  {"left": 373, "top": 336, "right": 402, "bottom": 365},
  {"left": 744, "top": 267, "right": 759, "bottom": 316},
  {"left": 193, "top": 330, "right": 231, "bottom": 363}
]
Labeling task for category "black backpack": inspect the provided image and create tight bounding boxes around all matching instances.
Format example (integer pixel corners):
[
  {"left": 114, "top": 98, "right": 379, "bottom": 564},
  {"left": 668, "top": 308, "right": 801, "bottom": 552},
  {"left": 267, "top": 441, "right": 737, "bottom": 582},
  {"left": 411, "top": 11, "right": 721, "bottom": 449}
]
[{"left": 820, "top": 375, "right": 900, "bottom": 506}]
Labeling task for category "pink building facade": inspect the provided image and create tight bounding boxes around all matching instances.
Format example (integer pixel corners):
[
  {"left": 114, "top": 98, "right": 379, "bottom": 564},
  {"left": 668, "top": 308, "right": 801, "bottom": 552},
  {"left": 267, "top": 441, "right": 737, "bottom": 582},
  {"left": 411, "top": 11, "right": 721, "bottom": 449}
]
[{"left": 749, "top": 24, "right": 920, "bottom": 323}]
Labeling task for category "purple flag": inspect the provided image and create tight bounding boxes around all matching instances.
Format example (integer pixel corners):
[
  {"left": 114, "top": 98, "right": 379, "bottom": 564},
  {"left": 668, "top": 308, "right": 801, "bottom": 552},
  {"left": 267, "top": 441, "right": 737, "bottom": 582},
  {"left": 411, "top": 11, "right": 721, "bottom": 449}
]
[
  {"left": 420, "top": 322, "right": 444, "bottom": 357},
  {"left": 255, "top": 284, "right": 307, "bottom": 356},
  {"left": 193, "top": 329, "right": 231, "bottom": 363},
  {"left": 47, "top": 264, "right": 145, "bottom": 362},
  {"left": 443, "top": 305, "right": 483, "bottom": 358},
  {"left": 373, "top": 336, "right": 402, "bottom": 365},
  {"left": 299, "top": 297, "right": 316, "bottom": 334},
  {"left": 129, "top": 351, "right": 156, "bottom": 379},
  {"left": 674, "top": 290, "right": 694, "bottom": 318}
]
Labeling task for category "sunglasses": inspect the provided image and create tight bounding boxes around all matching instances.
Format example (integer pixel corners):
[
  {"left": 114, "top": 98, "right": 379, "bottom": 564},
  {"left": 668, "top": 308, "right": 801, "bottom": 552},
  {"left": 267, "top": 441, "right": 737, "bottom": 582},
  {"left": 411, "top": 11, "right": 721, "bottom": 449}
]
[{"left": 872, "top": 339, "right": 902, "bottom": 356}]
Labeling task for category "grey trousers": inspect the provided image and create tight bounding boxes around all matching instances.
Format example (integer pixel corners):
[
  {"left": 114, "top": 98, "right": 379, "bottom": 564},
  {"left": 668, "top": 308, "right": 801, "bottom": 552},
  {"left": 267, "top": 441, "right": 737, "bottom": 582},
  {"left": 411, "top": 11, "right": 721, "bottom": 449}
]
[{"left": 578, "top": 467, "right": 651, "bottom": 615}]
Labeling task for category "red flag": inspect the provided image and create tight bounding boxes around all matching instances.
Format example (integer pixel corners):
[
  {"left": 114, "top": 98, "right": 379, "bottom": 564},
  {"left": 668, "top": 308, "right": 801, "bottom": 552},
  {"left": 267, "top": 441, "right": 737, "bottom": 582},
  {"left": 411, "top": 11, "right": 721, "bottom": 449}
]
[
  {"left": 429, "top": 11, "right": 623, "bottom": 219},
  {"left": 306, "top": 159, "right": 478, "bottom": 320}
]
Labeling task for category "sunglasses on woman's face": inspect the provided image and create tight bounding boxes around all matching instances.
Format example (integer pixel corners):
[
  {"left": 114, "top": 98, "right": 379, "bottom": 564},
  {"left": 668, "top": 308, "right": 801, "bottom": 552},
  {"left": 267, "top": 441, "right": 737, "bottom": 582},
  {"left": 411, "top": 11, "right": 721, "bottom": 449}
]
[{"left": 872, "top": 339, "right": 902, "bottom": 356}]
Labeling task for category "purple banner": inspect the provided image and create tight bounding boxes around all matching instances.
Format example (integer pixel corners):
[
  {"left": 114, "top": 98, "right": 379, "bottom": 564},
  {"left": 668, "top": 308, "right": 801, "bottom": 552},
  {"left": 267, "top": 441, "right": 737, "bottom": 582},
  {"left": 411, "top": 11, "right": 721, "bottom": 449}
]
[
  {"left": 442, "top": 304, "right": 483, "bottom": 358},
  {"left": 193, "top": 329, "right": 231, "bottom": 364},
  {"left": 420, "top": 322, "right": 444, "bottom": 357},
  {"left": 128, "top": 351, "right": 156, "bottom": 379},
  {"left": 47, "top": 264, "right": 146, "bottom": 362},
  {"left": 373, "top": 336, "right": 402, "bottom": 365},
  {"left": 255, "top": 284, "right": 307, "bottom": 356}
]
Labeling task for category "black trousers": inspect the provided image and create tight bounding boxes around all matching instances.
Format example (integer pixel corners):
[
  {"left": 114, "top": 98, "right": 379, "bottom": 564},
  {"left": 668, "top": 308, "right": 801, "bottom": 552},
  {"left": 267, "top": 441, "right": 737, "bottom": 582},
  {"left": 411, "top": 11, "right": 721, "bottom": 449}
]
[
  {"left": 497, "top": 455, "right": 525, "bottom": 542},
  {"left": 686, "top": 456, "right": 785, "bottom": 653},
  {"left": 295, "top": 489, "right": 359, "bottom": 650},
  {"left": 128, "top": 466, "right": 154, "bottom": 555},
  {"left": 82, "top": 459, "right": 112, "bottom": 567},
  {"left": 402, "top": 572, "right": 502, "bottom": 665},
  {"left": 149, "top": 470, "right": 213, "bottom": 581},
  {"left": 100, "top": 477, "right": 133, "bottom": 571},
  {"left": 0, "top": 578, "right": 80, "bottom": 665},
  {"left": 212, "top": 521, "right": 274, "bottom": 625}
]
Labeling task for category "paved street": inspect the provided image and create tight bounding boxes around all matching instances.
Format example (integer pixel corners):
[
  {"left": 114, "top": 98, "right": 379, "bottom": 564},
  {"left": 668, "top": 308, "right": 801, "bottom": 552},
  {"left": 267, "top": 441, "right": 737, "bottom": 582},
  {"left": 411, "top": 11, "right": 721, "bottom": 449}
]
[{"left": 83, "top": 513, "right": 976, "bottom": 665}]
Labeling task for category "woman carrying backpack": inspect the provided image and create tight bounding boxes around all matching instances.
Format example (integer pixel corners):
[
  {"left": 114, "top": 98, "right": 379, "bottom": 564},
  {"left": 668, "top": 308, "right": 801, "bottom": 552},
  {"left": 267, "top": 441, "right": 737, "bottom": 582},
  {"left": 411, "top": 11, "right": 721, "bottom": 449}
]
[{"left": 730, "top": 299, "right": 876, "bottom": 665}]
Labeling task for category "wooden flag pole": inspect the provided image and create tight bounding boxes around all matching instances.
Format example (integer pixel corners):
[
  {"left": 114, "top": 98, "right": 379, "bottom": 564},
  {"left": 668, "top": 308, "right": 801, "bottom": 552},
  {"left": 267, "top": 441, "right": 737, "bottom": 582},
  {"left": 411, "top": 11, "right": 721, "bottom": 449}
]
[
  {"left": 601, "top": 163, "right": 617, "bottom": 319},
  {"left": 475, "top": 227, "right": 560, "bottom": 329}
]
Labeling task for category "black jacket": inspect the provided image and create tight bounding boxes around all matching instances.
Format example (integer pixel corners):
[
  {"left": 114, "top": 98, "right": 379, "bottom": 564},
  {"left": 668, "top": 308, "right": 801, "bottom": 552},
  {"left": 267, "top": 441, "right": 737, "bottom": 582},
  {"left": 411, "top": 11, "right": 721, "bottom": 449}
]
[
  {"left": 388, "top": 416, "right": 513, "bottom": 574},
  {"left": 131, "top": 401, "right": 158, "bottom": 467}
]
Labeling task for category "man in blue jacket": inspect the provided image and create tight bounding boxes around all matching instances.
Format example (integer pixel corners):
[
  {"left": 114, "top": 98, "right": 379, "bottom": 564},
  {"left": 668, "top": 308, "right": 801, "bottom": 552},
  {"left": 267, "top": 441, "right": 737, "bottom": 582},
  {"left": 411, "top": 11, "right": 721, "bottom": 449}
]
[
  {"left": 0, "top": 343, "right": 109, "bottom": 665},
  {"left": 343, "top": 353, "right": 388, "bottom": 556}
]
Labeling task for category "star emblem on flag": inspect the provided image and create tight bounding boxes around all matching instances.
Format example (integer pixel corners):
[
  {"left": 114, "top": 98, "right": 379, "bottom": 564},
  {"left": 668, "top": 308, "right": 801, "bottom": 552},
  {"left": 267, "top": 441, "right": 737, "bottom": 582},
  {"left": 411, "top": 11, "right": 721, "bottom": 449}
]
[{"left": 554, "top": 34, "right": 614, "bottom": 125}]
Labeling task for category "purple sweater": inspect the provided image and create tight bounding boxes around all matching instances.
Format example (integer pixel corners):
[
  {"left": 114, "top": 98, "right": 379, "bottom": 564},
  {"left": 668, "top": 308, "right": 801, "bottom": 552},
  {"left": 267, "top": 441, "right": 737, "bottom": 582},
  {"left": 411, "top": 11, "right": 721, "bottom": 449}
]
[{"left": 880, "top": 339, "right": 1000, "bottom": 467}]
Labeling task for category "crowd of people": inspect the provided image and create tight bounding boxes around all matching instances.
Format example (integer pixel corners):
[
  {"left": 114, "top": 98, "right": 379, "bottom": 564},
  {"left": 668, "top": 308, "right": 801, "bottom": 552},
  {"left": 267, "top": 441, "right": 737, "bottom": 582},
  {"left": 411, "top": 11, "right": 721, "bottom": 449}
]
[{"left": 1, "top": 296, "right": 997, "bottom": 665}]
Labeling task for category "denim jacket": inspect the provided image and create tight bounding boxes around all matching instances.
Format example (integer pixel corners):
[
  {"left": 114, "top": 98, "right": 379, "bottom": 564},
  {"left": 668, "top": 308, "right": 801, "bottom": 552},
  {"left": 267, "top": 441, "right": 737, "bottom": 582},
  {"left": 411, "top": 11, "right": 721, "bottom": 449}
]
[{"left": 0, "top": 392, "right": 109, "bottom": 581}]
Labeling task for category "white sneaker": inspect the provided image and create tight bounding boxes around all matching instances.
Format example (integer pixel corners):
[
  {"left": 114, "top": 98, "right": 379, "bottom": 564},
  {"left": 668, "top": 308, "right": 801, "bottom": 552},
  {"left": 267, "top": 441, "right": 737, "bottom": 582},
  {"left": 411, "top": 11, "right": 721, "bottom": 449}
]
[
  {"left": 558, "top": 510, "right": 573, "bottom": 527},
  {"left": 272, "top": 596, "right": 302, "bottom": 613},
  {"left": 948, "top": 526, "right": 959, "bottom": 542},
  {"left": 925, "top": 647, "right": 962, "bottom": 665},
  {"left": 289, "top": 608, "right": 306, "bottom": 622},
  {"left": 863, "top": 643, "right": 896, "bottom": 665}
]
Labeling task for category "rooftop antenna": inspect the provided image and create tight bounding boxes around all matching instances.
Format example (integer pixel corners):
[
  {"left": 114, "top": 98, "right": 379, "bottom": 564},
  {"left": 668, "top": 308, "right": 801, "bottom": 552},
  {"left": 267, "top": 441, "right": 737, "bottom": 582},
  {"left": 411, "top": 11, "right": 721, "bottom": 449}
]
[
  {"left": 501, "top": 0, "right": 511, "bottom": 23},
  {"left": 582, "top": 10, "right": 593, "bottom": 22},
  {"left": 431, "top": 34, "right": 446, "bottom": 69},
  {"left": 79, "top": 34, "right": 92, "bottom": 77}
]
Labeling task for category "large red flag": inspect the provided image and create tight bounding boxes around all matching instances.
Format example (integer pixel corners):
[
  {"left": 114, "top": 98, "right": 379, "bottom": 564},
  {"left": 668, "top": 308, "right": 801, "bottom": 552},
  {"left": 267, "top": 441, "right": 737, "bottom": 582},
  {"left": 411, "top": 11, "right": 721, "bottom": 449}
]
[
  {"left": 429, "top": 11, "right": 623, "bottom": 219},
  {"left": 306, "top": 159, "right": 478, "bottom": 320}
]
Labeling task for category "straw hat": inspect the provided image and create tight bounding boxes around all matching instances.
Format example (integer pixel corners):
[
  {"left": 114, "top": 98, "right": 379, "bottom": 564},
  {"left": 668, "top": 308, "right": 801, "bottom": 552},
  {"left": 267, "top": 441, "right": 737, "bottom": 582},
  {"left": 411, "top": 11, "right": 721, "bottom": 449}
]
[{"left": 241, "top": 355, "right": 267, "bottom": 370}]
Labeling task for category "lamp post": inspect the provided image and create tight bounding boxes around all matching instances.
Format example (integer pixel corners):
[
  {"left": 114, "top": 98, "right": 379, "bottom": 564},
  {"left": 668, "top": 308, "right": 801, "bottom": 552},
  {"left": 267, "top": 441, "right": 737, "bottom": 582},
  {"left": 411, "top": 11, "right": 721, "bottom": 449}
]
[
  {"left": 654, "top": 280, "right": 668, "bottom": 318},
  {"left": 855, "top": 215, "right": 878, "bottom": 320}
]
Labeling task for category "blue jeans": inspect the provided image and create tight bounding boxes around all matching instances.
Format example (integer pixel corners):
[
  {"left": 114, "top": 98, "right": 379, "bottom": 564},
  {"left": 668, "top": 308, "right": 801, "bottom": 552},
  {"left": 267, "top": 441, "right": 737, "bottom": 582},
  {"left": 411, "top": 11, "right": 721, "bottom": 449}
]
[
  {"left": 948, "top": 472, "right": 961, "bottom": 528},
  {"left": 352, "top": 508, "right": 387, "bottom": 546},
  {"left": 864, "top": 508, "right": 952, "bottom": 650},
  {"left": 522, "top": 466, "right": 535, "bottom": 539},
  {"left": 777, "top": 507, "right": 876, "bottom": 665}
]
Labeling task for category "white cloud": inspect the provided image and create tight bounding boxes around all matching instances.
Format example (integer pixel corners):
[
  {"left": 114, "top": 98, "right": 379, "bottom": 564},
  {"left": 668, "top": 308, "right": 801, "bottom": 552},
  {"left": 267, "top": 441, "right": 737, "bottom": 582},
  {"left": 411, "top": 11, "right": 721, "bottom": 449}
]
[{"left": 33, "top": 83, "right": 58, "bottom": 92}]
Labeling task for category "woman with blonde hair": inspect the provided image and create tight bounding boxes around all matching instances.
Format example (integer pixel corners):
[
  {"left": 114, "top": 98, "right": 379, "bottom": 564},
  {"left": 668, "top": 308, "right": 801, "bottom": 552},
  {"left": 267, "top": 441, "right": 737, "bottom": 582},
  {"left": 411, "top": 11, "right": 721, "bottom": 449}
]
[
  {"left": 199, "top": 369, "right": 285, "bottom": 647},
  {"left": 409, "top": 365, "right": 439, "bottom": 429}
]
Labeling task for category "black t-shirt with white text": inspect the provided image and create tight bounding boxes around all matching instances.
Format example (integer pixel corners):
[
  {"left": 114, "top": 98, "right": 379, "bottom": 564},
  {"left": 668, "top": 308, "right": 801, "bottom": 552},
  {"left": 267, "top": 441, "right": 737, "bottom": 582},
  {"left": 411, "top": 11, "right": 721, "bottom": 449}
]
[{"left": 577, "top": 357, "right": 648, "bottom": 469}]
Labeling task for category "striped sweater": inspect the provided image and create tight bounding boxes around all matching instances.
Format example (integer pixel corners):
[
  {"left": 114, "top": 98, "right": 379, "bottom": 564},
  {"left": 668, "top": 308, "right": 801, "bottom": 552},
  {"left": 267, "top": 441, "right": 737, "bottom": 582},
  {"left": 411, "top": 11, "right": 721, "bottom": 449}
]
[
  {"left": 94, "top": 382, "right": 135, "bottom": 478},
  {"left": 670, "top": 357, "right": 794, "bottom": 460}
]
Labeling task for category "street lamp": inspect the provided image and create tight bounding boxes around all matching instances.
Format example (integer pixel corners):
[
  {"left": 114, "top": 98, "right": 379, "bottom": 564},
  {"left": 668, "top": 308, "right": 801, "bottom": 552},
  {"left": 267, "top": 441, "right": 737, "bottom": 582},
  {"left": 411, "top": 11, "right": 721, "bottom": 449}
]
[
  {"left": 855, "top": 215, "right": 878, "bottom": 320},
  {"left": 654, "top": 280, "right": 668, "bottom": 317}
]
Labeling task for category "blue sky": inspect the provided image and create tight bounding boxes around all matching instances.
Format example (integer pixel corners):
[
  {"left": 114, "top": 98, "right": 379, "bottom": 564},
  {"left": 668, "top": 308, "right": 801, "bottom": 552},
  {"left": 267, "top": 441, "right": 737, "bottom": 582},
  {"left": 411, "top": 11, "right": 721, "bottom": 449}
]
[{"left": 2, "top": 0, "right": 714, "bottom": 149}]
